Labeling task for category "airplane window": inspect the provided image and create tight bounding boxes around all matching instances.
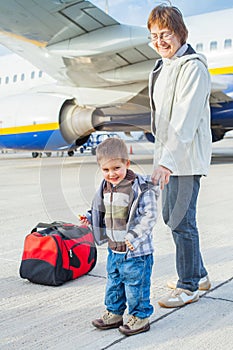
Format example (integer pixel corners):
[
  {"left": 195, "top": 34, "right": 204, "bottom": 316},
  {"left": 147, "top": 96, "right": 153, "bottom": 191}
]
[
  {"left": 13, "top": 75, "right": 17, "bottom": 83},
  {"left": 224, "top": 39, "right": 232, "bottom": 49},
  {"left": 210, "top": 41, "right": 217, "bottom": 51},
  {"left": 5, "top": 76, "right": 9, "bottom": 84},
  {"left": 196, "top": 43, "right": 203, "bottom": 52},
  {"left": 21, "top": 73, "right": 25, "bottom": 81},
  {"left": 38, "top": 70, "right": 43, "bottom": 78},
  {"left": 31, "top": 71, "right": 35, "bottom": 79}
]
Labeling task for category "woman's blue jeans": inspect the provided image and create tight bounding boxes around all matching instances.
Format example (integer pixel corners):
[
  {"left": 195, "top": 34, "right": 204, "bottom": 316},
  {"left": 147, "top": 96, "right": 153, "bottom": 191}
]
[
  {"left": 162, "top": 175, "right": 208, "bottom": 292},
  {"left": 105, "top": 249, "right": 154, "bottom": 319}
]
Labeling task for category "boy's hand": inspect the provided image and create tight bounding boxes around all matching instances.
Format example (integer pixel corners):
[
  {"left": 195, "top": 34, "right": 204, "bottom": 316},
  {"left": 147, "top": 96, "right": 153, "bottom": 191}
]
[
  {"left": 78, "top": 215, "right": 90, "bottom": 226},
  {"left": 125, "top": 239, "right": 134, "bottom": 251}
]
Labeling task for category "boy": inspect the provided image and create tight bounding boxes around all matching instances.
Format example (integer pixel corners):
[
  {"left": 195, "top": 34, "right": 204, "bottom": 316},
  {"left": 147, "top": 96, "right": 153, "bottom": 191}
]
[{"left": 80, "top": 137, "right": 159, "bottom": 336}]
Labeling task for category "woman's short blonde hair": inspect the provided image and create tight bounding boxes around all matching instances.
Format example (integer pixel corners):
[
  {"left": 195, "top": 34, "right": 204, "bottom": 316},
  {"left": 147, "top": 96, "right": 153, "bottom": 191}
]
[{"left": 147, "top": 4, "right": 188, "bottom": 45}]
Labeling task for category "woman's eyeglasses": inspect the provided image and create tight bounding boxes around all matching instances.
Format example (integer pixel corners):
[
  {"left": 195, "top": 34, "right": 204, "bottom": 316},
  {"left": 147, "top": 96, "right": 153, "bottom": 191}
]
[{"left": 148, "top": 31, "right": 174, "bottom": 42}]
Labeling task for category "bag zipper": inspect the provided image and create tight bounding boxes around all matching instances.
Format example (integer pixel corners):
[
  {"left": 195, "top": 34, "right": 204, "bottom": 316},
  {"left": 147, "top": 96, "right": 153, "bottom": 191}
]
[{"left": 68, "top": 240, "right": 95, "bottom": 258}]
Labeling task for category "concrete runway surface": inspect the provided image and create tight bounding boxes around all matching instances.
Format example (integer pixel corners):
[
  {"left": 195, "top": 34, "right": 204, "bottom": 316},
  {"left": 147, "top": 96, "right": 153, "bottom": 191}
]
[{"left": 0, "top": 138, "right": 233, "bottom": 350}]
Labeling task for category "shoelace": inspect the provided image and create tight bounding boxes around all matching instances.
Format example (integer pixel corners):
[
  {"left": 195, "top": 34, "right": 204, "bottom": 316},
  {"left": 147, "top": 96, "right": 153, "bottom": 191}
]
[
  {"left": 171, "top": 288, "right": 185, "bottom": 297},
  {"left": 171, "top": 288, "right": 193, "bottom": 297},
  {"left": 103, "top": 311, "right": 111, "bottom": 320},
  {"left": 127, "top": 316, "right": 137, "bottom": 326}
]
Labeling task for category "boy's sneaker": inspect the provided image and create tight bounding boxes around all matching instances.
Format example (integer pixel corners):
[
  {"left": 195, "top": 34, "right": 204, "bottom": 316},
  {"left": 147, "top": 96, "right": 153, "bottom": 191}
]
[
  {"left": 119, "top": 315, "right": 150, "bottom": 336},
  {"left": 92, "top": 310, "right": 123, "bottom": 330},
  {"left": 167, "top": 275, "right": 211, "bottom": 291},
  {"left": 158, "top": 288, "right": 199, "bottom": 308}
]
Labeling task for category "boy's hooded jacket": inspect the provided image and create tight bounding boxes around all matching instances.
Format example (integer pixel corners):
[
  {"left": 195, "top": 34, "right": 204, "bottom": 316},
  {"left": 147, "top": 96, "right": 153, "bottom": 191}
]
[{"left": 86, "top": 172, "right": 159, "bottom": 259}]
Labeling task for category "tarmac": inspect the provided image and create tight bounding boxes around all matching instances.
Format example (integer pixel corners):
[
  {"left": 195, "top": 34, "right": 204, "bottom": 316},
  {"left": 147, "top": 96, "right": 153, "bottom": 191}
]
[{"left": 0, "top": 137, "right": 233, "bottom": 350}]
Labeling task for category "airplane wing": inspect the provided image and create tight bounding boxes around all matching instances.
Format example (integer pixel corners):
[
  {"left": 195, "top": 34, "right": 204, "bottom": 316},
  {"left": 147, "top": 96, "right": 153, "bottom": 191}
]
[
  {"left": 0, "top": 0, "right": 119, "bottom": 46},
  {"left": 0, "top": 0, "right": 158, "bottom": 107}
]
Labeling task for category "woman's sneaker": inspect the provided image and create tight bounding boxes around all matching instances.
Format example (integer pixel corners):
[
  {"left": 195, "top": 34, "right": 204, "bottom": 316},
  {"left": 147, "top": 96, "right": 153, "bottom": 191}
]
[
  {"left": 92, "top": 310, "right": 123, "bottom": 330},
  {"left": 167, "top": 275, "right": 211, "bottom": 291},
  {"left": 158, "top": 288, "right": 199, "bottom": 308},
  {"left": 119, "top": 315, "right": 150, "bottom": 336}
]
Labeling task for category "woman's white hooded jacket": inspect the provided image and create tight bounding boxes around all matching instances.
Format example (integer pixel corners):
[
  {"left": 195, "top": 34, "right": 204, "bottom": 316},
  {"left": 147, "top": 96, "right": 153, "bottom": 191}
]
[{"left": 149, "top": 44, "right": 212, "bottom": 176}]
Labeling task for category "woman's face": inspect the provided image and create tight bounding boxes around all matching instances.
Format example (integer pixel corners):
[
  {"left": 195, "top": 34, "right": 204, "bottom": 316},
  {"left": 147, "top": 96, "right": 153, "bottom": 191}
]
[{"left": 149, "top": 23, "right": 182, "bottom": 59}]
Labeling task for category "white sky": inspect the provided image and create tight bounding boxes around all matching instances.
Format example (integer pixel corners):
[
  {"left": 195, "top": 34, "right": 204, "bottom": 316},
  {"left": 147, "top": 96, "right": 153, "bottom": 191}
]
[{"left": 93, "top": 0, "right": 233, "bottom": 25}]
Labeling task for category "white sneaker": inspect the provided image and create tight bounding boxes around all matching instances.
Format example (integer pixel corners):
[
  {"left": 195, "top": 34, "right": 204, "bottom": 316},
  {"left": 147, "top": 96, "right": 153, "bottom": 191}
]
[
  {"left": 167, "top": 275, "right": 211, "bottom": 291},
  {"left": 158, "top": 288, "right": 199, "bottom": 308}
]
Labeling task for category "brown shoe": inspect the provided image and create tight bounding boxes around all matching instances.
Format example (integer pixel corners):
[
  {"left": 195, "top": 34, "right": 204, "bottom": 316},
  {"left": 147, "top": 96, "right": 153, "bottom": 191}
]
[
  {"left": 119, "top": 315, "right": 150, "bottom": 336},
  {"left": 92, "top": 310, "right": 123, "bottom": 330}
]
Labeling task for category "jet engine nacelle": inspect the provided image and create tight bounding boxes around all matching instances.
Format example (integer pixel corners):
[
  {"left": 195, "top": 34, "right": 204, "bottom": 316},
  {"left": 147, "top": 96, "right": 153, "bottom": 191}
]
[{"left": 59, "top": 100, "right": 151, "bottom": 145}]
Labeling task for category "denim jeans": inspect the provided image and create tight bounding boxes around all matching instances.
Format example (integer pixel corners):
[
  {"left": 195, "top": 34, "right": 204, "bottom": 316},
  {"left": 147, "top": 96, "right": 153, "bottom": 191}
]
[
  {"left": 162, "top": 175, "right": 208, "bottom": 292},
  {"left": 105, "top": 248, "right": 154, "bottom": 319}
]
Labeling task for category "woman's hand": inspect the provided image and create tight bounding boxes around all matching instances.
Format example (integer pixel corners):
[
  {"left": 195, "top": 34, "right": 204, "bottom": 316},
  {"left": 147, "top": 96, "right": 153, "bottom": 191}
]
[{"left": 151, "top": 165, "right": 172, "bottom": 190}]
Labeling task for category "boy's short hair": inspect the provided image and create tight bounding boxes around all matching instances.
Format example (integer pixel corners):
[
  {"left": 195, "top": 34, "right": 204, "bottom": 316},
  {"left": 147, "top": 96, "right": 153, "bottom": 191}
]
[{"left": 96, "top": 137, "right": 129, "bottom": 164}]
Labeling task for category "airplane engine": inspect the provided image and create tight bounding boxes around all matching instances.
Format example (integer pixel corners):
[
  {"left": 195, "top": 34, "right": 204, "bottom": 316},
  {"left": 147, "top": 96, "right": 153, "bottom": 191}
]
[
  {"left": 59, "top": 100, "right": 152, "bottom": 146},
  {"left": 59, "top": 99, "right": 105, "bottom": 145}
]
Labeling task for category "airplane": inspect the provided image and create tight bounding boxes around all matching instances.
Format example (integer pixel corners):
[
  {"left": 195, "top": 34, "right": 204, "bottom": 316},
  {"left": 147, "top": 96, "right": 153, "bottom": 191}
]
[{"left": 0, "top": 0, "right": 232, "bottom": 157}]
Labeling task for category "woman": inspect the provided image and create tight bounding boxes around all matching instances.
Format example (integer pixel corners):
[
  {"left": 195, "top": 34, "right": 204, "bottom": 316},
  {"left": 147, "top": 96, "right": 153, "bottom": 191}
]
[{"left": 147, "top": 5, "right": 212, "bottom": 308}]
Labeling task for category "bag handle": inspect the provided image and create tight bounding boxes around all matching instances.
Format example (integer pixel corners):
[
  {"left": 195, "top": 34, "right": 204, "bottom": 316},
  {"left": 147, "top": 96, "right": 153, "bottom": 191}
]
[
  {"left": 31, "top": 222, "right": 91, "bottom": 239},
  {"left": 31, "top": 221, "right": 63, "bottom": 232}
]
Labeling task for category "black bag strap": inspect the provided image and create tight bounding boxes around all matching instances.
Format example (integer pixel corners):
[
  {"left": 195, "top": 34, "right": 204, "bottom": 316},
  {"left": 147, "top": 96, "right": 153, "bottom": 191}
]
[
  {"left": 31, "top": 221, "right": 92, "bottom": 240},
  {"left": 33, "top": 221, "right": 64, "bottom": 229},
  {"left": 31, "top": 221, "right": 62, "bottom": 233}
]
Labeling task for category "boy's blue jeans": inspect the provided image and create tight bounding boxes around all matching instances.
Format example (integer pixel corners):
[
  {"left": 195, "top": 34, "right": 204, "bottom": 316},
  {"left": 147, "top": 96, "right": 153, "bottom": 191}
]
[
  {"left": 162, "top": 175, "right": 208, "bottom": 292},
  {"left": 105, "top": 249, "right": 154, "bottom": 319}
]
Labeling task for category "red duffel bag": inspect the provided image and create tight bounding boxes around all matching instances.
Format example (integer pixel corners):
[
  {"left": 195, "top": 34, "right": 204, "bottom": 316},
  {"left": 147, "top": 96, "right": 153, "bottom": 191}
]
[{"left": 19, "top": 221, "right": 97, "bottom": 286}]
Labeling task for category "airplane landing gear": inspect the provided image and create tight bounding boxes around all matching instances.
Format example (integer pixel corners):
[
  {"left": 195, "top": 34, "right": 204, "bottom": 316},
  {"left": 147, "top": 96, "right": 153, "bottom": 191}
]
[
  {"left": 32, "top": 152, "right": 51, "bottom": 158},
  {"left": 32, "top": 152, "right": 42, "bottom": 158},
  {"left": 67, "top": 150, "right": 74, "bottom": 156}
]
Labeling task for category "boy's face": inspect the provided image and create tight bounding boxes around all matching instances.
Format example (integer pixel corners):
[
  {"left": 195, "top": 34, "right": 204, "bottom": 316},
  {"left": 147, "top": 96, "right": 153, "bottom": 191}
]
[{"left": 99, "top": 158, "right": 130, "bottom": 186}]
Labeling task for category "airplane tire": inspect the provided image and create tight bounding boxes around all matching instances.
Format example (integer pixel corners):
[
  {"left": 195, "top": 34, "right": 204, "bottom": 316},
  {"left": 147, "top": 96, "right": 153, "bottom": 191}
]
[
  {"left": 68, "top": 150, "right": 74, "bottom": 156},
  {"left": 32, "top": 152, "right": 39, "bottom": 158}
]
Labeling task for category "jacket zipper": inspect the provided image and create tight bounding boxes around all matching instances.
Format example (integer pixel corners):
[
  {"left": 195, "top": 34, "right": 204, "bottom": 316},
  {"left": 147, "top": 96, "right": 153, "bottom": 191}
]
[{"left": 110, "top": 190, "right": 115, "bottom": 241}]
